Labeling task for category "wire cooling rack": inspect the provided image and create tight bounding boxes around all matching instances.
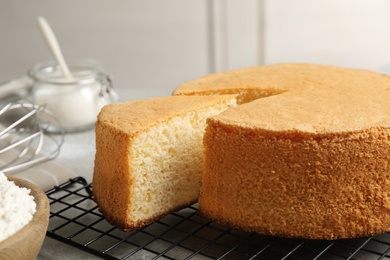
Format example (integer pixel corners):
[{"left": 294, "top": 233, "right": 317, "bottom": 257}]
[{"left": 46, "top": 177, "right": 390, "bottom": 260}]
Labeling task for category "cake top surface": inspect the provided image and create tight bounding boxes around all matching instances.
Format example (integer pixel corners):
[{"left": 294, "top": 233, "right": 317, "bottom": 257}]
[
  {"left": 174, "top": 63, "right": 390, "bottom": 133},
  {"left": 97, "top": 95, "right": 236, "bottom": 135},
  {"left": 173, "top": 64, "right": 298, "bottom": 95}
]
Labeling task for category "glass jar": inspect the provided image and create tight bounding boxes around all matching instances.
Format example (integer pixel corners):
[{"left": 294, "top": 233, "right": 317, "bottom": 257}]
[{"left": 28, "top": 59, "right": 119, "bottom": 133}]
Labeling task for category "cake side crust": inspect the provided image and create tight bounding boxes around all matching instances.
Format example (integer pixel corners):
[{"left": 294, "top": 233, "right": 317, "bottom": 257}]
[
  {"left": 93, "top": 121, "right": 135, "bottom": 230},
  {"left": 199, "top": 119, "right": 390, "bottom": 240}
]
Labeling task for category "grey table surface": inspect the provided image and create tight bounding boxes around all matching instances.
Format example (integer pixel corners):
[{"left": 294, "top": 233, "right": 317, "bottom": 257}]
[{"left": 37, "top": 87, "right": 171, "bottom": 259}]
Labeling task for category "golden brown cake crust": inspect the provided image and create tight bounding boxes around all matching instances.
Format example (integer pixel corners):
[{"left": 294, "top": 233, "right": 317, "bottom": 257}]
[
  {"left": 199, "top": 122, "right": 390, "bottom": 240},
  {"left": 187, "top": 63, "right": 390, "bottom": 239},
  {"left": 93, "top": 122, "right": 134, "bottom": 230}
]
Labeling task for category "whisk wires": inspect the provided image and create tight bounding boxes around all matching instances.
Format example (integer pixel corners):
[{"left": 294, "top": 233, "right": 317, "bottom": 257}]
[{"left": 0, "top": 100, "right": 64, "bottom": 173}]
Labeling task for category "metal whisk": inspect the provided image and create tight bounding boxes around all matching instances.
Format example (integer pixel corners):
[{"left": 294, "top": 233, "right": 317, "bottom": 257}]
[{"left": 0, "top": 100, "right": 64, "bottom": 173}]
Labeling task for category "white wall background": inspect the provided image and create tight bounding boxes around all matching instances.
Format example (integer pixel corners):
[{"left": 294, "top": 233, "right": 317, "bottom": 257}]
[
  {"left": 0, "top": 0, "right": 208, "bottom": 96},
  {"left": 0, "top": 0, "right": 260, "bottom": 97},
  {"left": 264, "top": 0, "right": 390, "bottom": 71},
  {"left": 1, "top": 0, "right": 390, "bottom": 97}
]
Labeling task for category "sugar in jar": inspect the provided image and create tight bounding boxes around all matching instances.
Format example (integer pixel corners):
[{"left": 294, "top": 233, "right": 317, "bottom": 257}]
[{"left": 28, "top": 59, "right": 119, "bottom": 133}]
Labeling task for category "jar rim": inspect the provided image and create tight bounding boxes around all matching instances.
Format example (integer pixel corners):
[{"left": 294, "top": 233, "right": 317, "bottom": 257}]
[{"left": 27, "top": 58, "right": 105, "bottom": 85}]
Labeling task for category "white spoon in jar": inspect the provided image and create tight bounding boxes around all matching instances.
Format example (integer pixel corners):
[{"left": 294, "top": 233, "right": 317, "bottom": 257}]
[{"left": 37, "top": 16, "right": 74, "bottom": 81}]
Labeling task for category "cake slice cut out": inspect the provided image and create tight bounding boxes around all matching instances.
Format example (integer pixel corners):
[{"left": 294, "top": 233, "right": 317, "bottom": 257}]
[{"left": 93, "top": 95, "right": 237, "bottom": 230}]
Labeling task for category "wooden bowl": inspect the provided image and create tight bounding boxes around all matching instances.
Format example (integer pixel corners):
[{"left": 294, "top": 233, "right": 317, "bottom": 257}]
[{"left": 0, "top": 177, "right": 50, "bottom": 260}]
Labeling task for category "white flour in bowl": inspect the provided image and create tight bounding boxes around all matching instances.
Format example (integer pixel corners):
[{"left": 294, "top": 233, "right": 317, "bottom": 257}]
[{"left": 0, "top": 172, "right": 36, "bottom": 242}]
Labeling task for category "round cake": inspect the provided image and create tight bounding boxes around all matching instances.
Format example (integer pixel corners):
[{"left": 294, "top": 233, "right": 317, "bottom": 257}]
[{"left": 173, "top": 63, "right": 390, "bottom": 239}]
